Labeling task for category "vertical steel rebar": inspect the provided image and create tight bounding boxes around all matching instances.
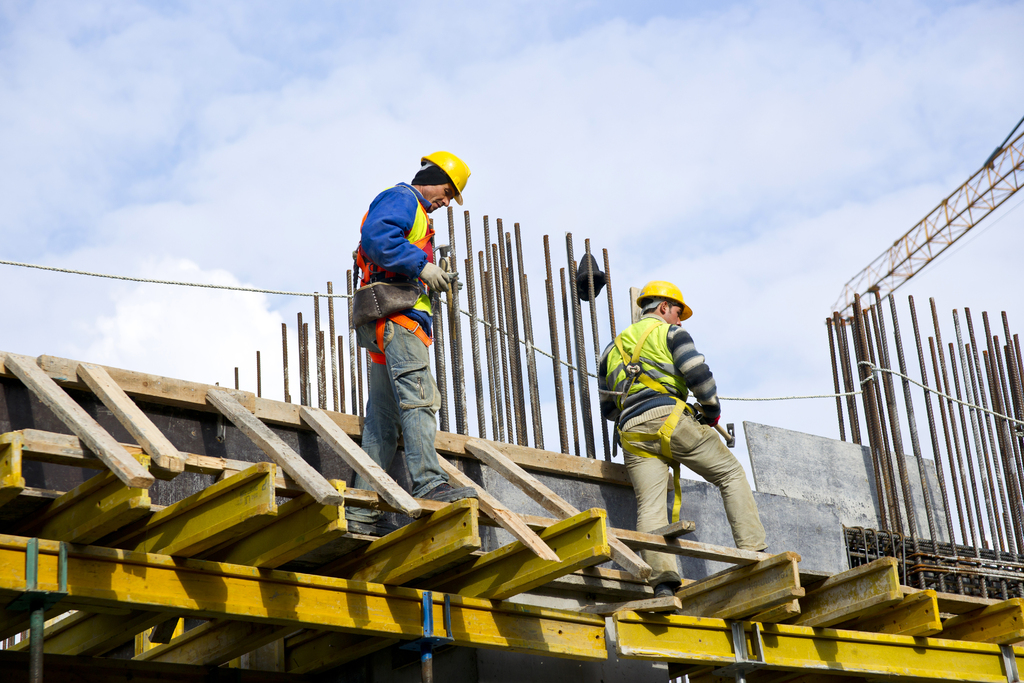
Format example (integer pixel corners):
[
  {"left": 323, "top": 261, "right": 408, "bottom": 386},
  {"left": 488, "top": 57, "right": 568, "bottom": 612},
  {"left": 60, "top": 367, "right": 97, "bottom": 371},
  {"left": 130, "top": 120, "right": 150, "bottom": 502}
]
[
  {"left": 464, "top": 212, "right": 486, "bottom": 438},
  {"left": 328, "top": 282, "right": 339, "bottom": 412},
  {"left": 481, "top": 255, "right": 504, "bottom": 442},
  {"left": 585, "top": 239, "right": 611, "bottom": 460},
  {"left": 834, "top": 312, "right": 862, "bottom": 444},
  {"left": 603, "top": 248, "right": 617, "bottom": 338},
  {"left": 1002, "top": 316, "right": 1024, "bottom": 512},
  {"left": 949, "top": 339, "right": 989, "bottom": 551},
  {"left": 337, "top": 334, "right": 346, "bottom": 413},
  {"left": 866, "top": 303, "right": 903, "bottom": 533},
  {"left": 234, "top": 366, "right": 239, "bottom": 391},
  {"left": 433, "top": 269, "right": 450, "bottom": 434},
  {"left": 447, "top": 208, "right": 468, "bottom": 435},
  {"left": 483, "top": 217, "right": 509, "bottom": 443},
  {"left": 282, "top": 322, "right": 291, "bottom": 404},
  {"left": 827, "top": 317, "right": 847, "bottom": 442},
  {"left": 347, "top": 270, "right": 360, "bottom": 416},
  {"left": 297, "top": 312, "right": 306, "bottom": 406},
  {"left": 500, "top": 227, "right": 528, "bottom": 445},
  {"left": 986, "top": 342, "right": 1024, "bottom": 554},
  {"left": 567, "top": 233, "right": 596, "bottom": 459},
  {"left": 493, "top": 243, "right": 515, "bottom": 444},
  {"left": 303, "top": 322, "right": 312, "bottom": 408},
  {"left": 256, "top": 351, "right": 262, "bottom": 398},
  {"left": 315, "top": 293, "right": 326, "bottom": 409},
  {"left": 561, "top": 268, "right": 581, "bottom": 457},
  {"left": 852, "top": 296, "right": 892, "bottom": 532},
  {"left": 544, "top": 236, "right": 569, "bottom": 455},
  {"left": 515, "top": 224, "right": 543, "bottom": 450}
]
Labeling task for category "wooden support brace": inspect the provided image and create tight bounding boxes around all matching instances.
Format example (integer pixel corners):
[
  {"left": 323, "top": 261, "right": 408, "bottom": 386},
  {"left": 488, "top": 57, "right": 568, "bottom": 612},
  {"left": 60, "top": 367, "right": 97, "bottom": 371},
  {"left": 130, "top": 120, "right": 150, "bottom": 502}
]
[
  {"left": 11, "top": 609, "right": 171, "bottom": 656},
  {"left": 2, "top": 353, "right": 154, "bottom": 489},
  {"left": 77, "top": 363, "right": 186, "bottom": 479},
  {"left": 16, "top": 453, "right": 151, "bottom": 544},
  {"left": 611, "top": 527, "right": 767, "bottom": 565},
  {"left": 581, "top": 596, "right": 682, "bottom": 616},
  {"left": 105, "top": 462, "right": 278, "bottom": 557},
  {"left": 466, "top": 438, "right": 651, "bottom": 579},
  {"left": 674, "top": 551, "right": 804, "bottom": 620},
  {"left": 752, "top": 599, "right": 801, "bottom": 624},
  {"left": 428, "top": 507, "right": 612, "bottom": 600},
  {"left": 207, "top": 480, "right": 346, "bottom": 568},
  {"left": 286, "top": 631, "right": 398, "bottom": 674},
  {"left": 136, "top": 619, "right": 290, "bottom": 666},
  {"left": 300, "top": 406, "right": 423, "bottom": 517},
  {"left": 941, "top": 598, "right": 1024, "bottom": 644},
  {"left": 839, "top": 589, "right": 942, "bottom": 637},
  {"left": 650, "top": 520, "right": 695, "bottom": 538},
  {"left": 0, "top": 433, "right": 26, "bottom": 508},
  {"left": 320, "top": 498, "right": 480, "bottom": 584},
  {"left": 789, "top": 557, "right": 902, "bottom": 627},
  {"left": 206, "top": 389, "right": 343, "bottom": 506},
  {"left": 437, "top": 454, "right": 559, "bottom": 562}
]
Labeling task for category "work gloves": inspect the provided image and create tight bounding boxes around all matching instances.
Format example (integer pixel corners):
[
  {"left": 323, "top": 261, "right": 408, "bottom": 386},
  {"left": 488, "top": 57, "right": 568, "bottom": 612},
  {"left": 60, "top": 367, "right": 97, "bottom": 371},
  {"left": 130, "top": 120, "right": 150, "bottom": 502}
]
[{"left": 419, "top": 262, "right": 450, "bottom": 293}]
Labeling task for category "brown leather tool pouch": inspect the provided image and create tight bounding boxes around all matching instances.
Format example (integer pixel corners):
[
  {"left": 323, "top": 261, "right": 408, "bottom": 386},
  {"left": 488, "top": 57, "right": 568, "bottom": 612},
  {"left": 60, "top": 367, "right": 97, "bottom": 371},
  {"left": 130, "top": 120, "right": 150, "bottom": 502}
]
[{"left": 351, "top": 282, "right": 422, "bottom": 328}]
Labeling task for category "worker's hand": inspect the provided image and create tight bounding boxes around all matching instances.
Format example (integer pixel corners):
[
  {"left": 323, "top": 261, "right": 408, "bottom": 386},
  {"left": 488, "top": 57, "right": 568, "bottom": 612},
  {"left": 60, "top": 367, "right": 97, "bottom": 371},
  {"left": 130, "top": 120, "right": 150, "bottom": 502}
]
[
  {"left": 699, "top": 405, "right": 720, "bottom": 426},
  {"left": 420, "top": 262, "right": 450, "bottom": 293},
  {"left": 446, "top": 271, "right": 464, "bottom": 292}
]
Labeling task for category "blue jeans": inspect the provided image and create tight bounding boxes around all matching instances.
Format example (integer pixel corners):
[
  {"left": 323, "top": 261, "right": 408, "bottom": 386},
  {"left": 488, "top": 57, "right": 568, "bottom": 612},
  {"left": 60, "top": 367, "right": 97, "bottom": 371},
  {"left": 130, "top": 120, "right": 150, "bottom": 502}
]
[{"left": 349, "top": 319, "right": 446, "bottom": 522}]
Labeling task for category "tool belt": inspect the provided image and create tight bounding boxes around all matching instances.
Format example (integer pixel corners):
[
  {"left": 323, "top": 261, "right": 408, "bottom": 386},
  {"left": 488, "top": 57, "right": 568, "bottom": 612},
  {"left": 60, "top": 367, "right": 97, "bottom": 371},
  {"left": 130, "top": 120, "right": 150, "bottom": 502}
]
[{"left": 351, "top": 281, "right": 422, "bottom": 329}]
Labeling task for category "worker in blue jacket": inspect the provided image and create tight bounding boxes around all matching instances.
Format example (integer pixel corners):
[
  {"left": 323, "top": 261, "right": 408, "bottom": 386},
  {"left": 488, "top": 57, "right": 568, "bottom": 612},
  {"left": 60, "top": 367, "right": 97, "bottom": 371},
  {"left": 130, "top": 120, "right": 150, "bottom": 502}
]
[{"left": 347, "top": 152, "right": 477, "bottom": 535}]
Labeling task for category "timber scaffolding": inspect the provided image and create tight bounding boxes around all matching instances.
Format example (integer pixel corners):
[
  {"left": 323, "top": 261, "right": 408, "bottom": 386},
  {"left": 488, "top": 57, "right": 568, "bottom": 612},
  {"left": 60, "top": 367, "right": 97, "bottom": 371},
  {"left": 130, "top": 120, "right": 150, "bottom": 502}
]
[{"left": 0, "top": 352, "right": 1022, "bottom": 683}]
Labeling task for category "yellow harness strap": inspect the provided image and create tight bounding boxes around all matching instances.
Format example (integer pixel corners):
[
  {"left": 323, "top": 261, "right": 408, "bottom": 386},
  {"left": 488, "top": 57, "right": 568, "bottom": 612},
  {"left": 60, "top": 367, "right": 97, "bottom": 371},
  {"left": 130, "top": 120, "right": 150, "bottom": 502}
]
[{"left": 613, "top": 321, "right": 691, "bottom": 524}]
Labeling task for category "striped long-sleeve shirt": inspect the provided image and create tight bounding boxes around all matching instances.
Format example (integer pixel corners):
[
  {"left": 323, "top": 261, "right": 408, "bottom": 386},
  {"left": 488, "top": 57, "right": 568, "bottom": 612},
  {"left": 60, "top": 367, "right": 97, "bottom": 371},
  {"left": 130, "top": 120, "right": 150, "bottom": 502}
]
[{"left": 597, "top": 314, "right": 721, "bottom": 428}]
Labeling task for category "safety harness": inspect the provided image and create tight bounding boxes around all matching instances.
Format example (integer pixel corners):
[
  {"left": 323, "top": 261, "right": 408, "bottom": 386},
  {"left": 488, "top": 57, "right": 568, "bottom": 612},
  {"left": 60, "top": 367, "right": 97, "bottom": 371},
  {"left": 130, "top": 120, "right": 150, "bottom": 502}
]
[
  {"left": 612, "top": 321, "right": 694, "bottom": 524},
  {"left": 367, "top": 315, "right": 432, "bottom": 365}
]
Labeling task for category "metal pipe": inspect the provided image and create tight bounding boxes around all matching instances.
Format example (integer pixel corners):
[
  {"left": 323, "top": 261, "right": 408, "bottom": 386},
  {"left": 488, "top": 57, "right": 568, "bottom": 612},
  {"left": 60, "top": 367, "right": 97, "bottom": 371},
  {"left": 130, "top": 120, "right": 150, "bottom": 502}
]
[
  {"left": 515, "top": 224, "right": 543, "bottom": 450},
  {"left": 500, "top": 226, "right": 528, "bottom": 445},
  {"left": 544, "top": 236, "right": 569, "bottom": 455},
  {"left": 29, "top": 599, "right": 43, "bottom": 683},
  {"left": 585, "top": 239, "right": 611, "bottom": 460},
  {"left": 827, "top": 317, "right": 847, "bottom": 442},
  {"left": 328, "top": 282, "right": 339, "bottom": 412},
  {"left": 566, "top": 233, "right": 596, "bottom": 459},
  {"left": 463, "top": 212, "right": 486, "bottom": 438},
  {"left": 561, "top": 268, "right": 581, "bottom": 457},
  {"left": 282, "top": 322, "right": 291, "bottom": 404},
  {"left": 492, "top": 243, "right": 515, "bottom": 444}
]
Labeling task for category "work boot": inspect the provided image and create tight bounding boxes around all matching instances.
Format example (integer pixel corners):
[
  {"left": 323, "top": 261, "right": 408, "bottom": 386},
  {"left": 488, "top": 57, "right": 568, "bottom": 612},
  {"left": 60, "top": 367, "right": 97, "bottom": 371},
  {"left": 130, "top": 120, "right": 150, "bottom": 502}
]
[
  {"left": 654, "top": 582, "right": 680, "bottom": 599},
  {"left": 422, "top": 482, "right": 478, "bottom": 503},
  {"left": 346, "top": 516, "right": 398, "bottom": 537}
]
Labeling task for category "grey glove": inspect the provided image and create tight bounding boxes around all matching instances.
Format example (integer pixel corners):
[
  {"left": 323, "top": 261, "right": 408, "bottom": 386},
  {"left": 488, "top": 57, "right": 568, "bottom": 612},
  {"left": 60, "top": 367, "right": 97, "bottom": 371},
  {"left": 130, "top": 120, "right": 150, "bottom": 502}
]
[{"left": 420, "top": 262, "right": 450, "bottom": 293}]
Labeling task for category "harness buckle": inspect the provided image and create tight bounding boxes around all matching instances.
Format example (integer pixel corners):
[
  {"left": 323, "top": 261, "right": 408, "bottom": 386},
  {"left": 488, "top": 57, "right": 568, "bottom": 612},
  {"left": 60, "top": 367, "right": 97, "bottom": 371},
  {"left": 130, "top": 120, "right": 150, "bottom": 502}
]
[{"left": 625, "top": 363, "right": 642, "bottom": 378}]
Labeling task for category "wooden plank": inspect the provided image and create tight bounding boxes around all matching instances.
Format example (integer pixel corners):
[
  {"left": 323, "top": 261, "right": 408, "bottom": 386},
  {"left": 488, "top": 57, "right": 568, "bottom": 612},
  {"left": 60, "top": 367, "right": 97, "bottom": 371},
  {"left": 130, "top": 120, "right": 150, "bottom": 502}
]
[
  {"left": 286, "top": 631, "right": 398, "bottom": 674},
  {"left": 610, "top": 527, "right": 768, "bottom": 564},
  {"left": 207, "top": 480, "right": 347, "bottom": 568},
  {"left": 319, "top": 498, "right": 480, "bottom": 584},
  {"left": 2, "top": 353, "right": 154, "bottom": 489},
  {"left": 753, "top": 599, "right": 801, "bottom": 623},
  {"left": 429, "top": 508, "right": 612, "bottom": 600},
  {"left": 299, "top": 406, "right": 422, "bottom": 517},
  {"left": 17, "top": 455, "right": 151, "bottom": 544},
  {"left": 650, "top": 520, "right": 695, "bottom": 538},
  {"left": 789, "top": 557, "right": 902, "bottom": 627},
  {"left": 206, "top": 389, "right": 342, "bottom": 506},
  {"left": 581, "top": 596, "right": 682, "bottom": 616},
  {"left": 840, "top": 589, "right": 942, "bottom": 637},
  {"left": 437, "top": 454, "right": 559, "bottom": 562},
  {"left": 941, "top": 598, "right": 1024, "bottom": 644},
  {"left": 466, "top": 438, "right": 651, "bottom": 579},
  {"left": 0, "top": 432, "right": 26, "bottom": 508},
  {"left": 136, "top": 619, "right": 289, "bottom": 666},
  {"left": 901, "top": 586, "right": 1002, "bottom": 616},
  {"left": 11, "top": 609, "right": 169, "bottom": 656},
  {"left": 77, "top": 362, "right": 186, "bottom": 478},
  {"left": 674, "top": 551, "right": 805, "bottom": 620},
  {"left": 106, "top": 462, "right": 278, "bottom": 556}
]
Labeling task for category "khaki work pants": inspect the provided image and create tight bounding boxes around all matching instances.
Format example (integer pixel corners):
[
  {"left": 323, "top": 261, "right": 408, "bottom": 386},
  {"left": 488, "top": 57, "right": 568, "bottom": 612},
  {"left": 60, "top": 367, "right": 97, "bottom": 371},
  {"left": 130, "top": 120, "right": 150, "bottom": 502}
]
[{"left": 623, "top": 410, "right": 767, "bottom": 586}]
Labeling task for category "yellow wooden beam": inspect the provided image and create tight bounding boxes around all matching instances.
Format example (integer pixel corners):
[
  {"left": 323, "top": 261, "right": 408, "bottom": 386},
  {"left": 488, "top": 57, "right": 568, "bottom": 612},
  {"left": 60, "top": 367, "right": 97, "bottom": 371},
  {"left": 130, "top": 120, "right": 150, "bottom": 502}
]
[
  {"left": 428, "top": 507, "right": 611, "bottom": 600},
  {"left": 207, "top": 480, "right": 346, "bottom": 568},
  {"left": 789, "top": 557, "right": 902, "bottom": 627},
  {"left": 942, "top": 598, "right": 1024, "bottom": 644},
  {"left": 0, "top": 534, "right": 607, "bottom": 660},
  {"left": 285, "top": 631, "right": 397, "bottom": 674},
  {"left": 321, "top": 498, "right": 479, "bottom": 584},
  {"left": 839, "top": 589, "right": 942, "bottom": 637},
  {"left": 16, "top": 453, "right": 151, "bottom": 544},
  {"left": 0, "top": 432, "right": 26, "bottom": 508},
  {"left": 614, "top": 612, "right": 1024, "bottom": 682},
  {"left": 674, "top": 551, "right": 804, "bottom": 620},
  {"left": 9, "top": 609, "right": 170, "bottom": 656},
  {"left": 136, "top": 618, "right": 289, "bottom": 665},
  {"left": 106, "top": 462, "right": 277, "bottom": 556}
]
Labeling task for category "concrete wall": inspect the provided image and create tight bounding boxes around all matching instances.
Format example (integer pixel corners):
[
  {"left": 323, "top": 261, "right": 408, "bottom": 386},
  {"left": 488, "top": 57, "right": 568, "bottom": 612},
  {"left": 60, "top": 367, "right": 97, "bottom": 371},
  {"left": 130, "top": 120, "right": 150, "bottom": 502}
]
[{"left": 745, "top": 421, "right": 950, "bottom": 542}]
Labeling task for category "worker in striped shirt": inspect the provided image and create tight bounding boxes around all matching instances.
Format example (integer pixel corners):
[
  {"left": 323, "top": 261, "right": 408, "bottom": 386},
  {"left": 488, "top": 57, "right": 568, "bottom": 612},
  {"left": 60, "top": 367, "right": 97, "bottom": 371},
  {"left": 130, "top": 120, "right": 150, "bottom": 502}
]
[{"left": 598, "top": 280, "right": 766, "bottom": 598}]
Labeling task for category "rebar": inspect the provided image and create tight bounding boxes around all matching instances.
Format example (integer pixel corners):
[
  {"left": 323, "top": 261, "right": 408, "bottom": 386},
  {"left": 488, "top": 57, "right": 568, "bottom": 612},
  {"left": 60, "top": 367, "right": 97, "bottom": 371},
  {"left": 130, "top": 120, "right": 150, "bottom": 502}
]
[
  {"left": 433, "top": 264, "right": 449, "bottom": 434},
  {"left": 585, "top": 239, "right": 611, "bottom": 461},
  {"left": 500, "top": 226, "right": 528, "bottom": 445},
  {"left": 986, "top": 342, "right": 1024, "bottom": 554},
  {"left": 483, "top": 216, "right": 508, "bottom": 442},
  {"left": 347, "top": 270, "right": 360, "bottom": 416},
  {"left": 336, "top": 334, "right": 346, "bottom": 413},
  {"left": 865, "top": 302, "right": 902, "bottom": 533},
  {"left": 328, "top": 281, "right": 339, "bottom": 412},
  {"left": 561, "top": 268, "right": 581, "bottom": 457},
  {"left": 826, "top": 317, "right": 847, "bottom": 442},
  {"left": 256, "top": 351, "right": 262, "bottom": 398},
  {"left": 447, "top": 208, "right": 468, "bottom": 435},
  {"left": 852, "top": 295, "right": 892, "bottom": 532},
  {"left": 515, "top": 223, "right": 543, "bottom": 450},
  {"left": 463, "top": 212, "right": 486, "bottom": 438},
  {"left": 566, "top": 233, "right": 596, "bottom": 459},
  {"left": 834, "top": 312, "right": 862, "bottom": 443},
  {"left": 603, "top": 248, "right": 617, "bottom": 338},
  {"left": 481, "top": 255, "right": 504, "bottom": 442},
  {"left": 544, "top": 236, "right": 569, "bottom": 455},
  {"left": 303, "top": 322, "right": 312, "bottom": 407},
  {"left": 234, "top": 366, "right": 239, "bottom": 391},
  {"left": 281, "top": 322, "right": 291, "bottom": 404},
  {"left": 297, "top": 312, "right": 306, "bottom": 406},
  {"left": 492, "top": 243, "right": 515, "bottom": 444},
  {"left": 315, "top": 293, "right": 326, "bottom": 409}
]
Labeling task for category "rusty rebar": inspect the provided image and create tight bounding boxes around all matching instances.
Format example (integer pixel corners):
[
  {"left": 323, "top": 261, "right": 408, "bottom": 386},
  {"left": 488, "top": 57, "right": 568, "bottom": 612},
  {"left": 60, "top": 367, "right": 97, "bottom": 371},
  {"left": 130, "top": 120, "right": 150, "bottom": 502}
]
[
  {"left": 544, "top": 236, "right": 569, "bottom": 455},
  {"left": 256, "top": 351, "right": 262, "bottom": 398},
  {"left": 500, "top": 226, "right": 528, "bottom": 445},
  {"left": 464, "top": 212, "right": 486, "bottom": 438},
  {"left": 561, "top": 267, "right": 581, "bottom": 457},
  {"left": 481, "top": 254, "right": 503, "bottom": 442},
  {"left": 447, "top": 208, "right": 467, "bottom": 435},
  {"left": 603, "top": 248, "right": 617, "bottom": 338},
  {"left": 834, "top": 312, "right": 862, "bottom": 443},
  {"left": 282, "top": 322, "right": 291, "bottom": 404},
  {"left": 567, "top": 233, "right": 596, "bottom": 459},
  {"left": 336, "top": 334, "right": 346, "bottom": 413},
  {"left": 827, "top": 317, "right": 847, "bottom": 442},
  {"left": 347, "top": 270, "right": 360, "bottom": 416},
  {"left": 585, "top": 239, "right": 610, "bottom": 460},
  {"left": 297, "top": 312, "right": 306, "bottom": 406},
  {"left": 433, "top": 258, "right": 449, "bottom": 434},
  {"left": 986, "top": 342, "right": 1024, "bottom": 554},
  {"left": 492, "top": 243, "right": 515, "bottom": 444},
  {"left": 852, "top": 295, "right": 892, "bottom": 532},
  {"left": 866, "top": 302, "right": 903, "bottom": 533},
  {"left": 515, "top": 223, "right": 543, "bottom": 449},
  {"left": 315, "top": 293, "right": 326, "bottom": 409},
  {"left": 328, "top": 281, "right": 338, "bottom": 411}
]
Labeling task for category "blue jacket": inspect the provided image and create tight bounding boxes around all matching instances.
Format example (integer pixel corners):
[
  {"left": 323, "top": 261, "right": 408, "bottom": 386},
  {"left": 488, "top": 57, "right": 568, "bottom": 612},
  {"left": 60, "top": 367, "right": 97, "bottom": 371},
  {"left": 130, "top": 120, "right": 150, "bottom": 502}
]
[{"left": 359, "top": 183, "right": 432, "bottom": 335}]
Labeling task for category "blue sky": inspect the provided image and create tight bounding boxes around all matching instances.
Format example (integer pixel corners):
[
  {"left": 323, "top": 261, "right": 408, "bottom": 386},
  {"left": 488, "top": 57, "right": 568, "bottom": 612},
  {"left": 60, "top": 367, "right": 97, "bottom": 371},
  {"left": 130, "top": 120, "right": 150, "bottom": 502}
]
[{"left": 1, "top": 0, "right": 1023, "bottom": 474}]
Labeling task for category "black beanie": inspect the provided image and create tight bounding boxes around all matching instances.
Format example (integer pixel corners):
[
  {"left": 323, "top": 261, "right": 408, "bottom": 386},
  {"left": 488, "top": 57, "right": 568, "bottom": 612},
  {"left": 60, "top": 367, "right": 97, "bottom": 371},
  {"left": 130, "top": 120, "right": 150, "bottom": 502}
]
[{"left": 412, "top": 162, "right": 452, "bottom": 187}]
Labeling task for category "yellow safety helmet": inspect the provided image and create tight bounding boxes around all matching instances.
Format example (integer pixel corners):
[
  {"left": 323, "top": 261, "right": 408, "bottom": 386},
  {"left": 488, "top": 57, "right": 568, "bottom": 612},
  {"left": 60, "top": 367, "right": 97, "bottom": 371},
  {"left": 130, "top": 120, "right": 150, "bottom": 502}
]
[
  {"left": 422, "top": 151, "right": 471, "bottom": 205},
  {"left": 637, "top": 280, "right": 692, "bottom": 321}
]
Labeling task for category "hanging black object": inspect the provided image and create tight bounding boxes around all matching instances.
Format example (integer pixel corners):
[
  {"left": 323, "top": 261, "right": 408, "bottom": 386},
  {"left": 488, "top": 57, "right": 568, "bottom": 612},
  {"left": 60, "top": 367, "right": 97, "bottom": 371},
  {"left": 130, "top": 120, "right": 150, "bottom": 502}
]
[{"left": 575, "top": 252, "right": 606, "bottom": 301}]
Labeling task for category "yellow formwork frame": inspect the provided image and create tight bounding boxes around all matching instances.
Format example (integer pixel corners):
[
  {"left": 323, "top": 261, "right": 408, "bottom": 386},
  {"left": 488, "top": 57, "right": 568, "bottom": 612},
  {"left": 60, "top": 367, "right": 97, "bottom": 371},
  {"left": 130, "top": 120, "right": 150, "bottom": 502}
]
[
  {"left": 614, "top": 611, "right": 1024, "bottom": 682},
  {"left": 0, "top": 534, "right": 607, "bottom": 661},
  {"left": 0, "top": 432, "right": 26, "bottom": 507}
]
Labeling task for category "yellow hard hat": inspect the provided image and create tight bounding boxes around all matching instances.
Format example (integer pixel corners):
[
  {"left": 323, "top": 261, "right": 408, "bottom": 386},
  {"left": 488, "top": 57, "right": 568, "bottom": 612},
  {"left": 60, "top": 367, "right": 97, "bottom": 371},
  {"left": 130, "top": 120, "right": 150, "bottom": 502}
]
[
  {"left": 422, "top": 151, "right": 470, "bottom": 205},
  {"left": 637, "top": 280, "right": 692, "bottom": 320}
]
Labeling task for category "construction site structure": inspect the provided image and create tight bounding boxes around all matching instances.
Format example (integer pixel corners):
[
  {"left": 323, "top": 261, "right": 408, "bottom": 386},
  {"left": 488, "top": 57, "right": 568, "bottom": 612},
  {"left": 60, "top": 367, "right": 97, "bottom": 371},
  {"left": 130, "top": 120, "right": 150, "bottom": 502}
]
[{"left": 0, "top": 351, "right": 1022, "bottom": 683}]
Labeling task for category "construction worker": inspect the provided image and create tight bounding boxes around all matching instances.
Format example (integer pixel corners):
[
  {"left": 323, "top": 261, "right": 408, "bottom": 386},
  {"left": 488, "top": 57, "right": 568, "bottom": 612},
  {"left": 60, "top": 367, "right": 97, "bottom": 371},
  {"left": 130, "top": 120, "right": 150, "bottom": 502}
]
[
  {"left": 598, "top": 281, "right": 767, "bottom": 597},
  {"left": 347, "top": 152, "right": 477, "bottom": 535}
]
